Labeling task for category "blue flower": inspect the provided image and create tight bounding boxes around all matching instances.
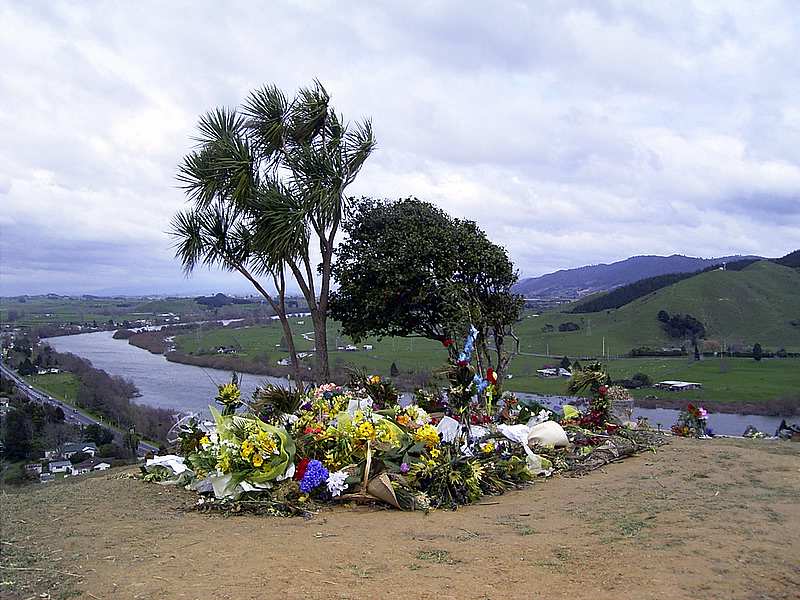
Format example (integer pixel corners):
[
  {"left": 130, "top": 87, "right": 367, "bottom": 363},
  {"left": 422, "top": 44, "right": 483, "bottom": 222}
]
[
  {"left": 458, "top": 325, "right": 479, "bottom": 363},
  {"left": 299, "top": 459, "right": 329, "bottom": 493},
  {"left": 473, "top": 374, "right": 488, "bottom": 394}
]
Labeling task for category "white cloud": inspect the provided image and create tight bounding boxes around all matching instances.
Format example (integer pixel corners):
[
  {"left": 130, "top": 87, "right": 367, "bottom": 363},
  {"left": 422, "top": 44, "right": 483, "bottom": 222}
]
[{"left": 1, "top": 0, "right": 799, "bottom": 295}]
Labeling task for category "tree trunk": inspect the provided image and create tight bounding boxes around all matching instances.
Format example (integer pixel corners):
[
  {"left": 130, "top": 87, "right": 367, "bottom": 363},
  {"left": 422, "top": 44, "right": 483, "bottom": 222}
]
[
  {"left": 311, "top": 308, "right": 330, "bottom": 383},
  {"left": 276, "top": 311, "right": 304, "bottom": 389}
]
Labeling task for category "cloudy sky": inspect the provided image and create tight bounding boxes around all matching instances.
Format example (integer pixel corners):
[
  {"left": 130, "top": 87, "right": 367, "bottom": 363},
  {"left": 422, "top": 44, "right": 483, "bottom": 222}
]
[{"left": 1, "top": 1, "right": 799, "bottom": 296}]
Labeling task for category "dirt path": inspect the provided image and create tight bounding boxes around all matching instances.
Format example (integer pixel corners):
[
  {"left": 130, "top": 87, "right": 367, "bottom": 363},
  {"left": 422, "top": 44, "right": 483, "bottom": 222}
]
[{"left": 2, "top": 437, "right": 798, "bottom": 600}]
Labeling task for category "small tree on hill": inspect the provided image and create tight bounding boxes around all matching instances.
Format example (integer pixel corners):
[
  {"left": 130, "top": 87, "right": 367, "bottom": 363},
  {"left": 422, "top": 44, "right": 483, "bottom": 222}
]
[
  {"left": 752, "top": 343, "right": 763, "bottom": 361},
  {"left": 330, "top": 198, "right": 523, "bottom": 389},
  {"left": 560, "top": 356, "right": 571, "bottom": 370},
  {"left": 390, "top": 362, "right": 399, "bottom": 377}
]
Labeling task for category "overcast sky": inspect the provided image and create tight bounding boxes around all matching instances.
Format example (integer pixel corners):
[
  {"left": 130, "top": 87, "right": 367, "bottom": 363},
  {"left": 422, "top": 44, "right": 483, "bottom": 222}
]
[{"left": 1, "top": 1, "right": 799, "bottom": 296}]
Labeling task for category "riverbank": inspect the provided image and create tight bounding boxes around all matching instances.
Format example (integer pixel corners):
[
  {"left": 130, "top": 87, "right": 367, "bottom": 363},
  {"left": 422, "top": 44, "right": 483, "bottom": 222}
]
[
  {"left": 635, "top": 394, "right": 799, "bottom": 416},
  {"left": 3, "top": 437, "right": 798, "bottom": 600}
]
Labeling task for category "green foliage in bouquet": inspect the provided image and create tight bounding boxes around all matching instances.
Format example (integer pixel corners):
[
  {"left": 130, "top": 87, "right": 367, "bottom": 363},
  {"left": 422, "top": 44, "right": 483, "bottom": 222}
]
[{"left": 252, "top": 384, "right": 305, "bottom": 424}]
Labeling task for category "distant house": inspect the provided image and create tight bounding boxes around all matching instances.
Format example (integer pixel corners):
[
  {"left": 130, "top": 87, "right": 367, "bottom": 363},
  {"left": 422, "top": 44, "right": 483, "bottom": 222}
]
[
  {"left": 25, "top": 463, "right": 43, "bottom": 475},
  {"left": 40, "top": 472, "right": 55, "bottom": 483},
  {"left": 363, "top": 345, "right": 373, "bottom": 351},
  {"left": 655, "top": 380, "right": 703, "bottom": 391},
  {"left": 536, "top": 367, "right": 572, "bottom": 378},
  {"left": 71, "top": 459, "right": 111, "bottom": 475},
  {"left": 48, "top": 460, "right": 72, "bottom": 473},
  {"left": 61, "top": 442, "right": 98, "bottom": 459},
  {"left": 345, "top": 345, "right": 358, "bottom": 352}
]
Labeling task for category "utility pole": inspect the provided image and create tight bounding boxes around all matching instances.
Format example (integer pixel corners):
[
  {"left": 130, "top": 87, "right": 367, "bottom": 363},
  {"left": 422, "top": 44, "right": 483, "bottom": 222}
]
[{"left": 602, "top": 336, "right": 605, "bottom": 358}]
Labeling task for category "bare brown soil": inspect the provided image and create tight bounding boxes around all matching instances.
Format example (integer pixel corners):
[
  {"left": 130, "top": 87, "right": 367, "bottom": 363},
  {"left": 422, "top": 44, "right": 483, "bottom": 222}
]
[{"left": 2, "top": 437, "right": 798, "bottom": 600}]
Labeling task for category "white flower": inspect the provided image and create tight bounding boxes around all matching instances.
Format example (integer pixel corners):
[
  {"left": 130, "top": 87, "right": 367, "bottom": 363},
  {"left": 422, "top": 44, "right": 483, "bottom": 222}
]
[{"left": 326, "top": 470, "right": 349, "bottom": 497}]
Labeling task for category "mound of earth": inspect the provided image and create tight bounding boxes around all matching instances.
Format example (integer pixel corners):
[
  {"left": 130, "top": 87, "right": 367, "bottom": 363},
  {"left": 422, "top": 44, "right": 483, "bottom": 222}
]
[{"left": 2, "top": 437, "right": 798, "bottom": 600}]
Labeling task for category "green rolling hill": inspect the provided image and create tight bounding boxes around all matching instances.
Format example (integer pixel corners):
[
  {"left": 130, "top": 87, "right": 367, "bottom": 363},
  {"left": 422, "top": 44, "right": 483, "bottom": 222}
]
[{"left": 516, "top": 260, "right": 800, "bottom": 357}]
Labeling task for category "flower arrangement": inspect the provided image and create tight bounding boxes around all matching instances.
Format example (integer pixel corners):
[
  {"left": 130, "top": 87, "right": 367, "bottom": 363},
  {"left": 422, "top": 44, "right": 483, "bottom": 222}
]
[
  {"left": 145, "top": 326, "right": 665, "bottom": 515},
  {"left": 671, "top": 404, "right": 710, "bottom": 437}
]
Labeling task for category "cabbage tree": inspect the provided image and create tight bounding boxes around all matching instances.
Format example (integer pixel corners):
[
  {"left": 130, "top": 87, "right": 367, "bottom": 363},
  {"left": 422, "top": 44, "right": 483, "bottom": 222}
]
[{"left": 172, "top": 80, "right": 375, "bottom": 383}]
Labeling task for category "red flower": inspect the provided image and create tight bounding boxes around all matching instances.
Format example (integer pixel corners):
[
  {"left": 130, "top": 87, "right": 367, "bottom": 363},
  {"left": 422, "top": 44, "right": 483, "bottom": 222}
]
[
  {"left": 442, "top": 338, "right": 454, "bottom": 348},
  {"left": 294, "top": 457, "right": 310, "bottom": 481},
  {"left": 598, "top": 385, "right": 608, "bottom": 396},
  {"left": 486, "top": 368, "right": 497, "bottom": 385},
  {"left": 457, "top": 360, "right": 468, "bottom": 367}
]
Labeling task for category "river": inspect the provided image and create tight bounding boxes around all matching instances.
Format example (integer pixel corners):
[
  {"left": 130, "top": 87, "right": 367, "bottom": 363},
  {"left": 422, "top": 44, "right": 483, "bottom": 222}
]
[
  {"left": 45, "top": 330, "right": 788, "bottom": 436},
  {"left": 46, "top": 330, "right": 287, "bottom": 415}
]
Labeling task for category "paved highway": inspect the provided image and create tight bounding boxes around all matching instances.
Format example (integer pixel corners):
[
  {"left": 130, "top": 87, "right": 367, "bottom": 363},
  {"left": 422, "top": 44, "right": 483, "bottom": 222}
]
[{"left": 0, "top": 362, "right": 159, "bottom": 454}]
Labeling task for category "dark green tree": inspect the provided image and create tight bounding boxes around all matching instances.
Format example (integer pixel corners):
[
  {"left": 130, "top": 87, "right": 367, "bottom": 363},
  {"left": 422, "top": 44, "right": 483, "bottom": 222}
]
[
  {"left": 752, "top": 343, "right": 763, "bottom": 361},
  {"left": 390, "top": 362, "right": 399, "bottom": 377},
  {"left": 172, "top": 80, "right": 375, "bottom": 385},
  {"left": 123, "top": 428, "right": 141, "bottom": 457},
  {"left": 69, "top": 451, "right": 92, "bottom": 465},
  {"left": 330, "top": 198, "right": 523, "bottom": 386},
  {"left": 2, "top": 409, "right": 33, "bottom": 460},
  {"left": 83, "top": 423, "right": 114, "bottom": 446},
  {"left": 17, "top": 358, "right": 35, "bottom": 376},
  {"left": 559, "top": 356, "right": 571, "bottom": 370}
]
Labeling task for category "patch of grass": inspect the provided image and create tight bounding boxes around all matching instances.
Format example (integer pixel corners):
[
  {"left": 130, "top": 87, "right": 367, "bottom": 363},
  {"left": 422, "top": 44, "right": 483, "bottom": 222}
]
[
  {"left": 619, "top": 518, "right": 650, "bottom": 538},
  {"left": 416, "top": 549, "right": 458, "bottom": 565}
]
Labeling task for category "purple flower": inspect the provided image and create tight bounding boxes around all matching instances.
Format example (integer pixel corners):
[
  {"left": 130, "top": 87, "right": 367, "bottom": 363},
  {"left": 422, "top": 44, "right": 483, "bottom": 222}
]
[
  {"left": 400, "top": 462, "right": 410, "bottom": 474},
  {"left": 299, "top": 459, "right": 329, "bottom": 493}
]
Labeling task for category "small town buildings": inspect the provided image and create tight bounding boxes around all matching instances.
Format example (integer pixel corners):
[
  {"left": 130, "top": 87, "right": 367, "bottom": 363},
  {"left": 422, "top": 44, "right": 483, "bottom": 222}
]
[
  {"left": 39, "top": 472, "right": 55, "bottom": 483},
  {"left": 655, "top": 380, "right": 703, "bottom": 391},
  {"left": 48, "top": 460, "right": 72, "bottom": 473},
  {"left": 363, "top": 344, "right": 373, "bottom": 351},
  {"left": 25, "top": 463, "right": 43, "bottom": 475}
]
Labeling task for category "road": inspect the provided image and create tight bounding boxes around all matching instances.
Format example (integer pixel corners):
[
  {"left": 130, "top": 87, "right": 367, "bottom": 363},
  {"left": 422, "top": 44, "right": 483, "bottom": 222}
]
[{"left": 0, "top": 362, "right": 159, "bottom": 454}]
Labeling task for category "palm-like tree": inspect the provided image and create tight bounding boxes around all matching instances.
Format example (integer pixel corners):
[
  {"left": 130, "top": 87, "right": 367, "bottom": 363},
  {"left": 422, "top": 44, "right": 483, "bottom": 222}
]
[{"left": 171, "top": 80, "right": 375, "bottom": 383}]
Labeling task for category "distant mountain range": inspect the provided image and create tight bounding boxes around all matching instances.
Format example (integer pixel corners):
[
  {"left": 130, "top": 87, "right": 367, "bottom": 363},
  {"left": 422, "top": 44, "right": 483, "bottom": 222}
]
[{"left": 512, "top": 254, "right": 761, "bottom": 298}]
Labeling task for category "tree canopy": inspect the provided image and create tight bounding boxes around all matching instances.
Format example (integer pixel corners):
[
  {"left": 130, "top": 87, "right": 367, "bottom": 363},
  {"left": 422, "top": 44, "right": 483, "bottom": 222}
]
[{"left": 330, "top": 198, "right": 523, "bottom": 384}]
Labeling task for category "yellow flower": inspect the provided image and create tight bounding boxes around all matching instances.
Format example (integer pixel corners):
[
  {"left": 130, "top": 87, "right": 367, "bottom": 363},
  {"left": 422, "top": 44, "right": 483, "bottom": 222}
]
[
  {"left": 252, "top": 453, "right": 264, "bottom": 467},
  {"left": 217, "top": 382, "right": 241, "bottom": 405},
  {"left": 357, "top": 421, "right": 376, "bottom": 441},
  {"left": 369, "top": 375, "right": 381, "bottom": 385},
  {"left": 217, "top": 453, "right": 232, "bottom": 473},
  {"left": 481, "top": 441, "right": 495, "bottom": 455},
  {"left": 414, "top": 424, "right": 440, "bottom": 448},
  {"left": 199, "top": 436, "right": 210, "bottom": 447},
  {"left": 429, "top": 448, "right": 441, "bottom": 459},
  {"left": 241, "top": 440, "right": 254, "bottom": 458}
]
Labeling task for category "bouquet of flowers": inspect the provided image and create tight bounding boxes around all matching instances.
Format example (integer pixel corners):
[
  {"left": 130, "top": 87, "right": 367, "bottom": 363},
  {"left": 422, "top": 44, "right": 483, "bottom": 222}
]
[{"left": 671, "top": 404, "right": 710, "bottom": 437}]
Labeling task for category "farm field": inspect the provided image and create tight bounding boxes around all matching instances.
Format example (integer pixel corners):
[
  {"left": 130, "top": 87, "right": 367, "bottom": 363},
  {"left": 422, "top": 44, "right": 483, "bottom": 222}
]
[
  {"left": 172, "top": 322, "right": 800, "bottom": 411},
  {"left": 0, "top": 294, "right": 275, "bottom": 329}
]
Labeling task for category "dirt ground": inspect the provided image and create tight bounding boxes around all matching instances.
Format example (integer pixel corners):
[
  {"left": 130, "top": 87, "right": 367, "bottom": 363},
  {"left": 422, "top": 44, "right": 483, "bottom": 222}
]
[{"left": 1, "top": 437, "right": 798, "bottom": 600}]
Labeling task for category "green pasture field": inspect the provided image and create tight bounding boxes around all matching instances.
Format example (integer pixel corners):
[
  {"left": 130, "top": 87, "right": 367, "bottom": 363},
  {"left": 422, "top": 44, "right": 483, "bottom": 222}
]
[
  {"left": 514, "top": 261, "right": 800, "bottom": 356},
  {"left": 174, "top": 323, "right": 800, "bottom": 407},
  {"left": 24, "top": 372, "right": 81, "bottom": 402}
]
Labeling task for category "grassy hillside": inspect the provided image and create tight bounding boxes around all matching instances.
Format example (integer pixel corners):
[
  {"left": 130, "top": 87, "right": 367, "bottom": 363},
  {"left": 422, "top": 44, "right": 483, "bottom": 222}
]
[{"left": 515, "top": 261, "right": 800, "bottom": 356}]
